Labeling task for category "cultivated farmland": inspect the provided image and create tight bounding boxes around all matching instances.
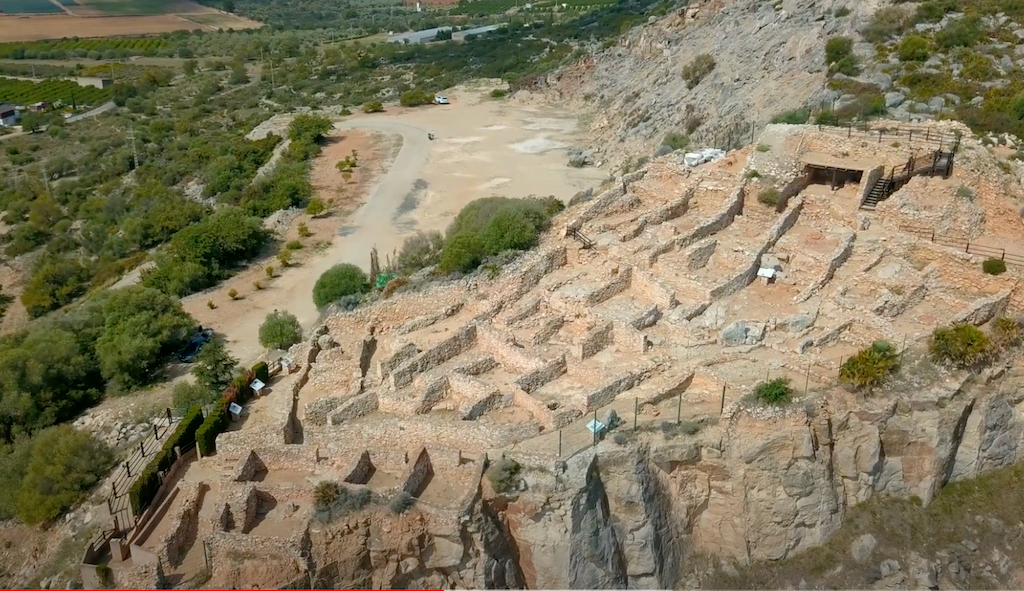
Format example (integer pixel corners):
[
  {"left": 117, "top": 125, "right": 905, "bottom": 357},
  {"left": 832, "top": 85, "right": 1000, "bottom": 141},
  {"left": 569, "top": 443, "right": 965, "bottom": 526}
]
[{"left": 0, "top": 77, "right": 110, "bottom": 105}]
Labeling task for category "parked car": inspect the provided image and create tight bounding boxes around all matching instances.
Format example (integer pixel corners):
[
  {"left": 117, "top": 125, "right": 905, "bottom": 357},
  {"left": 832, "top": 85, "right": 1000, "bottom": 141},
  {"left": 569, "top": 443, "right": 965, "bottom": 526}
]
[
  {"left": 433, "top": 95, "right": 449, "bottom": 105},
  {"left": 178, "top": 327, "right": 214, "bottom": 363}
]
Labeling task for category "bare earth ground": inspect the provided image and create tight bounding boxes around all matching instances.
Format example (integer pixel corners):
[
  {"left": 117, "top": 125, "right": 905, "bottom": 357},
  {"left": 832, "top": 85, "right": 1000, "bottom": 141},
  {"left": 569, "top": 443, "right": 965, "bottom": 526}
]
[
  {"left": 0, "top": 10, "right": 259, "bottom": 43},
  {"left": 181, "top": 83, "right": 607, "bottom": 365}
]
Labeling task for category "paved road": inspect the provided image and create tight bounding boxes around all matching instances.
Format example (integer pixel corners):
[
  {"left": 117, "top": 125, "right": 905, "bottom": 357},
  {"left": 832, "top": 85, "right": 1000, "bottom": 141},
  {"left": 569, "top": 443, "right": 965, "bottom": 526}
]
[
  {"left": 0, "top": 100, "right": 116, "bottom": 140},
  {"left": 185, "top": 117, "right": 431, "bottom": 363}
]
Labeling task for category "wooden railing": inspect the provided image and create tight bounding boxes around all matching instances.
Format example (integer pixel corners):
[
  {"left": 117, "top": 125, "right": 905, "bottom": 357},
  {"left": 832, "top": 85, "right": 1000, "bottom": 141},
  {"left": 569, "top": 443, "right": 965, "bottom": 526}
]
[{"left": 901, "top": 224, "right": 1024, "bottom": 266}]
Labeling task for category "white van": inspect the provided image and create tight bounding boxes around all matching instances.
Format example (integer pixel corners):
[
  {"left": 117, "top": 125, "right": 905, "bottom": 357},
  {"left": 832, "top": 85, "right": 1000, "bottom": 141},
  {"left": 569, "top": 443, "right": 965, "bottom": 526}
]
[{"left": 433, "top": 95, "right": 450, "bottom": 105}]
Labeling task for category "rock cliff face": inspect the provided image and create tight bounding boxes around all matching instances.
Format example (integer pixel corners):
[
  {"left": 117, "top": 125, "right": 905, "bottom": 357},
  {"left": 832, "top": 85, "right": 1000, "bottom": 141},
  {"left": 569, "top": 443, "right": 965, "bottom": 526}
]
[
  {"left": 308, "top": 365, "right": 1024, "bottom": 589},
  {"left": 521, "top": 0, "right": 874, "bottom": 169}
]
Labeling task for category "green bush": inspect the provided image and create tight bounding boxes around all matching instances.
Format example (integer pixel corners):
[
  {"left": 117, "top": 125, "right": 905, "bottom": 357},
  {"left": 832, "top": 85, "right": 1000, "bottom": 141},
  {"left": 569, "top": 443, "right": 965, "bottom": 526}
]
[
  {"left": 825, "top": 36, "right": 859, "bottom": 75},
  {"left": 861, "top": 7, "right": 909, "bottom": 43},
  {"left": 288, "top": 113, "right": 333, "bottom": 144},
  {"left": 682, "top": 53, "right": 716, "bottom": 89},
  {"left": 313, "top": 264, "right": 369, "bottom": 308},
  {"left": 771, "top": 108, "right": 810, "bottom": 124},
  {"left": 486, "top": 457, "right": 521, "bottom": 494},
  {"left": 982, "top": 258, "right": 1007, "bottom": 275},
  {"left": 172, "top": 382, "right": 218, "bottom": 412},
  {"left": 930, "top": 323, "right": 992, "bottom": 368},
  {"left": 662, "top": 131, "right": 690, "bottom": 151},
  {"left": 193, "top": 339, "right": 237, "bottom": 393},
  {"left": 258, "top": 310, "right": 303, "bottom": 350},
  {"left": 362, "top": 100, "right": 384, "bottom": 113},
  {"left": 305, "top": 198, "right": 327, "bottom": 217},
  {"left": 816, "top": 110, "right": 840, "bottom": 126},
  {"left": 490, "top": 88, "right": 508, "bottom": 98},
  {"left": 754, "top": 378, "right": 793, "bottom": 406},
  {"left": 312, "top": 481, "right": 372, "bottom": 523},
  {"left": 935, "top": 15, "right": 983, "bottom": 49},
  {"left": 898, "top": 35, "right": 931, "bottom": 62},
  {"left": 400, "top": 88, "right": 435, "bottom": 106},
  {"left": 252, "top": 361, "right": 270, "bottom": 383},
  {"left": 438, "top": 232, "right": 485, "bottom": 274},
  {"left": 395, "top": 230, "right": 445, "bottom": 274},
  {"left": 758, "top": 188, "right": 780, "bottom": 207},
  {"left": 840, "top": 340, "right": 900, "bottom": 391}
]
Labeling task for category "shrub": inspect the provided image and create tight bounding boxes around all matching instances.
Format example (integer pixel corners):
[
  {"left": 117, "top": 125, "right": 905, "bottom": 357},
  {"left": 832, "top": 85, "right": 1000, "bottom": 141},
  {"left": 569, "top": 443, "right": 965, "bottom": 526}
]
[
  {"left": 898, "top": 35, "right": 930, "bottom": 62},
  {"left": 193, "top": 339, "right": 237, "bottom": 392},
  {"left": 362, "top": 100, "right": 384, "bottom": 113},
  {"left": 395, "top": 230, "right": 444, "bottom": 274},
  {"left": 982, "top": 258, "right": 1006, "bottom": 275},
  {"left": 754, "top": 378, "right": 793, "bottom": 405},
  {"left": 756, "top": 143, "right": 770, "bottom": 152},
  {"left": 956, "top": 185, "right": 975, "bottom": 201},
  {"left": 930, "top": 324, "right": 992, "bottom": 368},
  {"left": 490, "top": 88, "right": 508, "bottom": 98},
  {"left": 991, "top": 317, "right": 1022, "bottom": 351},
  {"left": 286, "top": 240, "right": 303, "bottom": 250},
  {"left": 228, "top": 288, "right": 238, "bottom": 300},
  {"left": 861, "top": 7, "right": 909, "bottom": 43},
  {"left": 682, "top": 53, "right": 716, "bottom": 89},
  {"left": 312, "top": 482, "right": 372, "bottom": 522},
  {"left": 277, "top": 250, "right": 293, "bottom": 267},
  {"left": 825, "top": 36, "right": 855, "bottom": 69},
  {"left": 662, "top": 131, "right": 690, "bottom": 151},
  {"left": 935, "top": 15, "right": 983, "bottom": 49},
  {"left": 265, "top": 266, "right": 275, "bottom": 278},
  {"left": 840, "top": 340, "right": 900, "bottom": 392},
  {"left": 259, "top": 310, "right": 303, "bottom": 350},
  {"left": 382, "top": 276, "right": 409, "bottom": 298},
  {"left": 13, "top": 426, "right": 113, "bottom": 524},
  {"left": 400, "top": 88, "right": 435, "bottom": 107},
  {"left": 816, "top": 110, "right": 840, "bottom": 126},
  {"left": 612, "top": 432, "right": 628, "bottom": 445},
  {"left": 313, "top": 264, "right": 369, "bottom": 308},
  {"left": 389, "top": 491, "right": 415, "bottom": 513},
  {"left": 758, "top": 188, "right": 780, "bottom": 207},
  {"left": 834, "top": 5, "right": 850, "bottom": 16},
  {"left": 306, "top": 198, "right": 327, "bottom": 217},
  {"left": 438, "top": 232, "right": 485, "bottom": 274},
  {"left": 172, "top": 381, "right": 218, "bottom": 411},
  {"left": 96, "top": 564, "right": 113, "bottom": 589},
  {"left": 288, "top": 113, "right": 333, "bottom": 144},
  {"left": 298, "top": 222, "right": 312, "bottom": 237},
  {"left": 252, "top": 361, "right": 270, "bottom": 383},
  {"left": 486, "top": 457, "right": 521, "bottom": 494},
  {"left": 207, "top": 300, "right": 216, "bottom": 309},
  {"left": 771, "top": 108, "right": 810, "bottom": 124}
]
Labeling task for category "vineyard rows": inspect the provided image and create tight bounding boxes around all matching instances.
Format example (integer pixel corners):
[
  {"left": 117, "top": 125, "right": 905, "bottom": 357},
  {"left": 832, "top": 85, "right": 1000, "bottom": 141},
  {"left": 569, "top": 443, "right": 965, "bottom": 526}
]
[
  {"left": 450, "top": 0, "right": 615, "bottom": 13},
  {"left": 0, "top": 36, "right": 168, "bottom": 58},
  {"left": 0, "top": 79, "right": 110, "bottom": 106}
]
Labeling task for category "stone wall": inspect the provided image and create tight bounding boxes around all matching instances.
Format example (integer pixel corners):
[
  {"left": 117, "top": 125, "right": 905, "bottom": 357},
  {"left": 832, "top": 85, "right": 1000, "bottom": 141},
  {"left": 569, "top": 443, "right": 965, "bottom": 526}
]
[
  {"left": 577, "top": 322, "right": 614, "bottom": 360},
  {"left": 305, "top": 397, "right": 344, "bottom": 426},
  {"left": 343, "top": 450, "right": 375, "bottom": 485},
  {"left": 515, "top": 354, "right": 568, "bottom": 394},
  {"left": 510, "top": 246, "right": 568, "bottom": 302},
  {"left": 813, "top": 320, "right": 854, "bottom": 348},
  {"left": 327, "top": 392, "right": 379, "bottom": 425},
  {"left": 619, "top": 187, "right": 693, "bottom": 241},
  {"left": 234, "top": 450, "right": 268, "bottom": 482},
  {"left": 531, "top": 316, "right": 566, "bottom": 345},
  {"left": 162, "top": 482, "right": 204, "bottom": 567},
  {"left": 631, "top": 269, "right": 678, "bottom": 309},
  {"left": 448, "top": 373, "right": 502, "bottom": 420},
  {"left": 676, "top": 183, "right": 746, "bottom": 251},
  {"left": 873, "top": 282, "right": 928, "bottom": 318},
  {"left": 796, "top": 231, "right": 857, "bottom": 303},
  {"left": 630, "top": 304, "right": 663, "bottom": 331},
  {"left": 638, "top": 372, "right": 695, "bottom": 406},
  {"left": 477, "top": 326, "right": 545, "bottom": 372},
  {"left": 400, "top": 447, "right": 434, "bottom": 497},
  {"left": 859, "top": 165, "right": 885, "bottom": 207},
  {"left": 397, "top": 303, "right": 464, "bottom": 335},
  {"left": 585, "top": 266, "right": 633, "bottom": 306},
  {"left": 506, "top": 297, "right": 542, "bottom": 326},
  {"left": 206, "top": 529, "right": 307, "bottom": 583},
  {"left": 685, "top": 239, "right": 717, "bottom": 271},
  {"left": 357, "top": 334, "right": 377, "bottom": 378},
  {"left": 412, "top": 374, "right": 450, "bottom": 414},
  {"left": 377, "top": 342, "right": 418, "bottom": 383},
  {"left": 580, "top": 365, "right": 655, "bottom": 412},
  {"left": 565, "top": 170, "right": 650, "bottom": 233},
  {"left": 453, "top": 355, "right": 499, "bottom": 375},
  {"left": 390, "top": 324, "right": 478, "bottom": 390},
  {"left": 951, "top": 289, "right": 1011, "bottom": 325},
  {"left": 512, "top": 389, "right": 557, "bottom": 429}
]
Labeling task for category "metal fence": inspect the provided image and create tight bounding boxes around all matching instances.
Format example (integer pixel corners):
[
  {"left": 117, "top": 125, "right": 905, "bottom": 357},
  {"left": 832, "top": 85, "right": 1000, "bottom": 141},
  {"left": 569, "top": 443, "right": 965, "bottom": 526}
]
[
  {"left": 901, "top": 224, "right": 1024, "bottom": 267},
  {"left": 816, "top": 121, "right": 960, "bottom": 152}
]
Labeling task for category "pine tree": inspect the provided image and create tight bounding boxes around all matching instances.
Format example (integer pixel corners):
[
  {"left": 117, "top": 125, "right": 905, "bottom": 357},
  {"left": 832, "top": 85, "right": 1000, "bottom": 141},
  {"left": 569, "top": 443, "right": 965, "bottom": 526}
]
[{"left": 193, "top": 339, "right": 238, "bottom": 392}]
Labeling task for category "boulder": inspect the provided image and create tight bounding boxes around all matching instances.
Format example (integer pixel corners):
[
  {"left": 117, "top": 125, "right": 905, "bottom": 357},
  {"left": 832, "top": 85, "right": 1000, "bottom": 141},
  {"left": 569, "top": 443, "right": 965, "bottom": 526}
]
[
  {"left": 851, "top": 533, "right": 877, "bottom": 563},
  {"left": 720, "top": 320, "right": 766, "bottom": 346}
]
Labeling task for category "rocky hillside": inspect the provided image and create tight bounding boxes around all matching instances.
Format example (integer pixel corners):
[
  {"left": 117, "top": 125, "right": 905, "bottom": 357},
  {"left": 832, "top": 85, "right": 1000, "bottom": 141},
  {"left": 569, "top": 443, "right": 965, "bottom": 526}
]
[{"left": 518, "top": 0, "right": 865, "bottom": 168}]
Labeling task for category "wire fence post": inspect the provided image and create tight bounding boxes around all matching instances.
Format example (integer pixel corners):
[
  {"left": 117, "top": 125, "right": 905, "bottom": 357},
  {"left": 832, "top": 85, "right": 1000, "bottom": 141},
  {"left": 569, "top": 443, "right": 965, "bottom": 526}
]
[
  {"left": 804, "top": 364, "right": 810, "bottom": 395},
  {"left": 633, "top": 397, "right": 638, "bottom": 431},
  {"left": 900, "top": 333, "right": 907, "bottom": 365},
  {"left": 720, "top": 384, "right": 726, "bottom": 415},
  {"left": 837, "top": 356, "right": 844, "bottom": 384},
  {"left": 592, "top": 411, "right": 598, "bottom": 447},
  {"left": 676, "top": 389, "right": 682, "bottom": 424},
  {"left": 558, "top": 429, "right": 562, "bottom": 458}
]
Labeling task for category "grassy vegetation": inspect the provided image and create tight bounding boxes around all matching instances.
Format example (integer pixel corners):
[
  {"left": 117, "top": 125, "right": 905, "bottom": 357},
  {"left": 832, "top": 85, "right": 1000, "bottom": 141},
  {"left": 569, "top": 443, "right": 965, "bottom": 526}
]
[{"left": 839, "top": 340, "right": 900, "bottom": 393}]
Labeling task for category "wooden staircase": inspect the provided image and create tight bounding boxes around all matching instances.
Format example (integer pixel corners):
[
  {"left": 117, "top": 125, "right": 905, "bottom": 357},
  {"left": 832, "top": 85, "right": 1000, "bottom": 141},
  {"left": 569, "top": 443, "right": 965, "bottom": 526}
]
[{"left": 860, "top": 136, "right": 959, "bottom": 211}]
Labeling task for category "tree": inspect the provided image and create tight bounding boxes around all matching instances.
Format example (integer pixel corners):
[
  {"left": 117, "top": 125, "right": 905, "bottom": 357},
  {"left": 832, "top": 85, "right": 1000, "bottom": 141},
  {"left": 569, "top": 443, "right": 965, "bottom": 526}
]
[
  {"left": 20, "top": 255, "right": 92, "bottom": 318},
  {"left": 172, "top": 381, "right": 218, "bottom": 411},
  {"left": 395, "top": 230, "right": 444, "bottom": 274},
  {"left": 95, "top": 286, "right": 195, "bottom": 390},
  {"left": 288, "top": 113, "right": 333, "bottom": 144},
  {"left": 222, "top": 0, "right": 235, "bottom": 11},
  {"left": 259, "top": 310, "right": 303, "bottom": 350},
  {"left": 193, "top": 339, "right": 237, "bottom": 392},
  {"left": 19, "top": 112, "right": 42, "bottom": 133},
  {"left": 183, "top": 59, "right": 197, "bottom": 76},
  {"left": 313, "top": 264, "right": 369, "bottom": 308},
  {"left": 229, "top": 60, "right": 249, "bottom": 85},
  {"left": 362, "top": 101, "right": 384, "bottom": 113},
  {"left": 15, "top": 425, "right": 113, "bottom": 524},
  {"left": 438, "top": 232, "right": 484, "bottom": 274}
]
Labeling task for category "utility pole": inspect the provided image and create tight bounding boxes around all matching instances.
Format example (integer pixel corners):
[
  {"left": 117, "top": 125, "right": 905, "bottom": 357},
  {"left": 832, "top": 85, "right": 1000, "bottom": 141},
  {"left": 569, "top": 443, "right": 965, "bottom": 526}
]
[{"left": 128, "top": 127, "right": 139, "bottom": 171}]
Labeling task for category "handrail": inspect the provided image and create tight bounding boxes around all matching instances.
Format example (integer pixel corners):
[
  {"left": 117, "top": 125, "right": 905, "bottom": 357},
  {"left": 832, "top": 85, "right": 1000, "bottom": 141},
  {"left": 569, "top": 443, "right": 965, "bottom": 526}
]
[{"left": 900, "top": 224, "right": 1024, "bottom": 266}]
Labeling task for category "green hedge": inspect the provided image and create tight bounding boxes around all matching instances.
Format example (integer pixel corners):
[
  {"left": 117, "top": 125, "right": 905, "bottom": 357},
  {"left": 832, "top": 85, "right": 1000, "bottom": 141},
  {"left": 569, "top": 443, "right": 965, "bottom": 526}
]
[
  {"left": 129, "top": 405, "right": 204, "bottom": 517},
  {"left": 195, "top": 371, "right": 257, "bottom": 457},
  {"left": 252, "top": 361, "right": 269, "bottom": 384}
]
